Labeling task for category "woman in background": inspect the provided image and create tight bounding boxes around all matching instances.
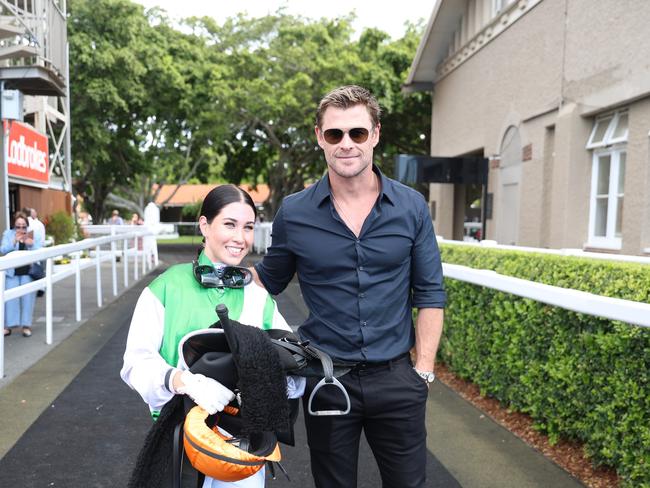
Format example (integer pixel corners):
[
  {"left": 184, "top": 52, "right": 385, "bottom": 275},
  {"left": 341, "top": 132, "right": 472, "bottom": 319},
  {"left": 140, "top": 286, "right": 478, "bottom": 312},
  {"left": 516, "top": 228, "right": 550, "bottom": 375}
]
[{"left": 2, "top": 211, "right": 44, "bottom": 337}]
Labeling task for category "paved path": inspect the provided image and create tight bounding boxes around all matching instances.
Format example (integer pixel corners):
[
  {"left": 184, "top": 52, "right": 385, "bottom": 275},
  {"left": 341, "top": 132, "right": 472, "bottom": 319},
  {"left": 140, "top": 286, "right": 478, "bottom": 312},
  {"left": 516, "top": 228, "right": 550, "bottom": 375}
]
[{"left": 0, "top": 244, "right": 585, "bottom": 487}]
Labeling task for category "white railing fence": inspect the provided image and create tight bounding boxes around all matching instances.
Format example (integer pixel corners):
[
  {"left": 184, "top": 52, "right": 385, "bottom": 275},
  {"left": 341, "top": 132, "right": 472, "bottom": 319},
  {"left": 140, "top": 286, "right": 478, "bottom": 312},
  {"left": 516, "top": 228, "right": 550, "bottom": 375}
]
[
  {"left": 85, "top": 223, "right": 178, "bottom": 241},
  {"left": 253, "top": 222, "right": 273, "bottom": 254},
  {"left": 439, "top": 238, "right": 650, "bottom": 328},
  {"left": 0, "top": 228, "right": 159, "bottom": 378}
]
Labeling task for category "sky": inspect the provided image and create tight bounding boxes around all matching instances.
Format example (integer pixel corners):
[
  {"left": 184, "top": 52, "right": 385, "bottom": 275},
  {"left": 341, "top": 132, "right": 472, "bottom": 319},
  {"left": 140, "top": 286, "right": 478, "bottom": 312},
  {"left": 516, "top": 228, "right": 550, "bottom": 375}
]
[{"left": 133, "top": 0, "right": 435, "bottom": 40}]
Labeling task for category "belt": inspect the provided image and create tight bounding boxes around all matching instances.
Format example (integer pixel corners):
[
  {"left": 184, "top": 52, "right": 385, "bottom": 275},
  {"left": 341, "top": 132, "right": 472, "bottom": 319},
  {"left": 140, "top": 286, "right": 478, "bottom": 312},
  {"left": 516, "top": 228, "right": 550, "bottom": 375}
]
[{"left": 349, "top": 352, "right": 410, "bottom": 371}]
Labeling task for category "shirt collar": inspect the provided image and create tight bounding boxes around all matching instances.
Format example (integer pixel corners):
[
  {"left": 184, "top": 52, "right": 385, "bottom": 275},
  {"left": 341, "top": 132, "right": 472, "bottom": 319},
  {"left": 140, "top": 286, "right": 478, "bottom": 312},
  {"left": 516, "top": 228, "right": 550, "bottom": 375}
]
[
  {"left": 198, "top": 249, "right": 212, "bottom": 266},
  {"left": 314, "top": 165, "right": 396, "bottom": 207}
]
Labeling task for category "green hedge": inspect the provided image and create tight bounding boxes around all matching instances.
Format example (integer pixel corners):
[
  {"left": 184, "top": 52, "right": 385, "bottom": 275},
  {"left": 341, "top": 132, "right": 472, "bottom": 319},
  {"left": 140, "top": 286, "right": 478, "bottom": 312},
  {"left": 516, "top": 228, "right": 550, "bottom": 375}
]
[{"left": 438, "top": 244, "right": 650, "bottom": 487}]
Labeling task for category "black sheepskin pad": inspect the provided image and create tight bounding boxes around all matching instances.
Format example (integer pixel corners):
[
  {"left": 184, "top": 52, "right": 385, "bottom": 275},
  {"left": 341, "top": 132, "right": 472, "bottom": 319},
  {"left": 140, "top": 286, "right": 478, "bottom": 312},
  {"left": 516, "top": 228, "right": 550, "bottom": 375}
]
[
  {"left": 127, "top": 395, "right": 184, "bottom": 488},
  {"left": 223, "top": 318, "right": 290, "bottom": 435}
]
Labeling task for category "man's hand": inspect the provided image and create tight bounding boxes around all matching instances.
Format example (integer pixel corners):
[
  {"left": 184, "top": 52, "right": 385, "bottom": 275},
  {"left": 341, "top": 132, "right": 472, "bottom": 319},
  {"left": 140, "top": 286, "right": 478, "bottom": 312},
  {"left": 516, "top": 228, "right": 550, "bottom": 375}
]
[{"left": 248, "top": 266, "right": 265, "bottom": 288}]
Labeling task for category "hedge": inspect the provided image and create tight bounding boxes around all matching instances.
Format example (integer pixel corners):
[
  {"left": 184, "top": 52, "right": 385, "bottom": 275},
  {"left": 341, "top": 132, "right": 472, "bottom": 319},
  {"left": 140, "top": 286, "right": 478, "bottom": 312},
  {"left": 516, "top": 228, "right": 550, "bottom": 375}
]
[{"left": 438, "top": 244, "right": 650, "bottom": 487}]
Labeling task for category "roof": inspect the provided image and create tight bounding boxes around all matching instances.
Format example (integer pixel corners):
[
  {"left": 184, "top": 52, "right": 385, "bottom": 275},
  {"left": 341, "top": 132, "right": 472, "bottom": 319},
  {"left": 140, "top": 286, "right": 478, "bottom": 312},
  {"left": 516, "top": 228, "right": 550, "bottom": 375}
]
[
  {"left": 404, "top": 0, "right": 543, "bottom": 93},
  {"left": 153, "top": 183, "right": 270, "bottom": 207},
  {"left": 403, "top": 0, "right": 464, "bottom": 93}
]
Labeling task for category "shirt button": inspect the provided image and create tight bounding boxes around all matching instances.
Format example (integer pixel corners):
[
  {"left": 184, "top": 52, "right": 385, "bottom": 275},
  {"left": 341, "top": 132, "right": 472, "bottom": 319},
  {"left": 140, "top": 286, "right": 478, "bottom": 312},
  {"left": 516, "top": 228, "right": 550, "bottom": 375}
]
[
  {"left": 358, "top": 266, "right": 364, "bottom": 271},
  {"left": 361, "top": 321, "right": 367, "bottom": 326},
  {"left": 359, "top": 293, "right": 365, "bottom": 298}
]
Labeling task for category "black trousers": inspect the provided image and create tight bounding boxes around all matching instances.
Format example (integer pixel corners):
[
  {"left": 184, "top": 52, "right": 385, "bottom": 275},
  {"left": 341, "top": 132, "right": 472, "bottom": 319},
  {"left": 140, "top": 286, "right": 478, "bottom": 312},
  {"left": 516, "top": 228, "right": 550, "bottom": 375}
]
[{"left": 302, "top": 355, "right": 429, "bottom": 488}]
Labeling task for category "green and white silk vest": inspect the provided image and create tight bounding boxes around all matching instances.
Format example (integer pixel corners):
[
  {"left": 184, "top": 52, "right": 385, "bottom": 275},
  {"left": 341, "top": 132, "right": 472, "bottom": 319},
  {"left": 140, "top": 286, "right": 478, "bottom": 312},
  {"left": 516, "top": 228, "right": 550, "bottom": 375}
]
[{"left": 149, "top": 251, "right": 278, "bottom": 368}]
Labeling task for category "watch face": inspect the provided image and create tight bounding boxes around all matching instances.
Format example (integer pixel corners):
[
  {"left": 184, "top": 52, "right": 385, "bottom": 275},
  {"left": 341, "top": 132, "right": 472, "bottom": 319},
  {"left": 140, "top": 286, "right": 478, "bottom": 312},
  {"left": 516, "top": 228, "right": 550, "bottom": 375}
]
[{"left": 415, "top": 369, "right": 435, "bottom": 383}]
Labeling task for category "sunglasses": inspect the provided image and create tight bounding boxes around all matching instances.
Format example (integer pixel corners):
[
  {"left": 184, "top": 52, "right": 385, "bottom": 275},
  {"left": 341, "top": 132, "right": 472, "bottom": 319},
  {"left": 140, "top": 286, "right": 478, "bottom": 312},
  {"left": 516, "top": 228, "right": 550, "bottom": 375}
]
[
  {"left": 193, "top": 262, "right": 253, "bottom": 289},
  {"left": 322, "top": 127, "right": 370, "bottom": 145},
  {"left": 15, "top": 225, "right": 27, "bottom": 229}
]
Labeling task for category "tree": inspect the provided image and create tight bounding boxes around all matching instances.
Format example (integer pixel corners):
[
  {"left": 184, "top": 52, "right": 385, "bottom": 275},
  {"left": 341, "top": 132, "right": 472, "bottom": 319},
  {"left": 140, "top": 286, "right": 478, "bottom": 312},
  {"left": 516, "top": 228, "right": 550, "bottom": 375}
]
[
  {"left": 108, "top": 15, "right": 231, "bottom": 215},
  {"left": 69, "top": 1, "right": 231, "bottom": 219},
  {"left": 198, "top": 13, "right": 366, "bottom": 215},
  {"left": 356, "top": 23, "right": 432, "bottom": 176},
  {"left": 69, "top": 0, "right": 154, "bottom": 221},
  {"left": 198, "top": 13, "right": 430, "bottom": 216},
  {"left": 69, "top": 4, "right": 431, "bottom": 219}
]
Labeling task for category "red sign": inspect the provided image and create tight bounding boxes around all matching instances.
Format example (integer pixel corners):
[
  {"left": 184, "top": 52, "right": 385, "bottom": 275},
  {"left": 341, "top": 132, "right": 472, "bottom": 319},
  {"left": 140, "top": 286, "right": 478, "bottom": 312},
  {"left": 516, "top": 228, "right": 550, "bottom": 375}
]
[{"left": 4, "top": 120, "right": 49, "bottom": 185}]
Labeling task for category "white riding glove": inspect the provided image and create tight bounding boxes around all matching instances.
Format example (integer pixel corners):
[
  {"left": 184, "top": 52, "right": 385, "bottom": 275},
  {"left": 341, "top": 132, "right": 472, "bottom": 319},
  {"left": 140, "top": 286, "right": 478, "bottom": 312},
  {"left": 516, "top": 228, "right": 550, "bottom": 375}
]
[{"left": 176, "top": 370, "right": 235, "bottom": 415}]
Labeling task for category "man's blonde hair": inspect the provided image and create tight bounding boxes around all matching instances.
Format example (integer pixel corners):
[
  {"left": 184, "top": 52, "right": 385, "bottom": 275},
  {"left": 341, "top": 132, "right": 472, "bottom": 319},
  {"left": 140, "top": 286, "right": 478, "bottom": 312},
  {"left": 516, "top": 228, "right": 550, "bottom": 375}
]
[{"left": 316, "top": 85, "right": 381, "bottom": 129}]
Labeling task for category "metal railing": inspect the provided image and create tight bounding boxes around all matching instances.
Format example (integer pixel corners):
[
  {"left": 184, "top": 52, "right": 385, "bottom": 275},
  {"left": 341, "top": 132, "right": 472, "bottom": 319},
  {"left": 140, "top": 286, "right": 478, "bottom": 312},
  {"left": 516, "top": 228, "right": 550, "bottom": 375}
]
[
  {"left": 440, "top": 238, "right": 650, "bottom": 328},
  {"left": 253, "top": 222, "right": 272, "bottom": 254},
  {"left": 443, "top": 263, "right": 650, "bottom": 328},
  {"left": 0, "top": 228, "right": 158, "bottom": 378}
]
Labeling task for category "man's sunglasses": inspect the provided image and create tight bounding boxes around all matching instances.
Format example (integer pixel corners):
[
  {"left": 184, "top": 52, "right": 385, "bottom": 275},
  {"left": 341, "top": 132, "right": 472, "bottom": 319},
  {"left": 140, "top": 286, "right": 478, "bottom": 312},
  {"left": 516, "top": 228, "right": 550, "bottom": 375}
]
[
  {"left": 323, "top": 127, "right": 370, "bottom": 145},
  {"left": 193, "top": 261, "right": 253, "bottom": 289}
]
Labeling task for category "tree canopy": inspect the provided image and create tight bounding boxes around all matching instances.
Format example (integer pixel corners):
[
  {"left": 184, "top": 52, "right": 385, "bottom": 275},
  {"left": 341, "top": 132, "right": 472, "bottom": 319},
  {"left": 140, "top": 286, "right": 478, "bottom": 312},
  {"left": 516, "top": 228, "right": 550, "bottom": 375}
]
[{"left": 69, "top": 0, "right": 431, "bottom": 220}]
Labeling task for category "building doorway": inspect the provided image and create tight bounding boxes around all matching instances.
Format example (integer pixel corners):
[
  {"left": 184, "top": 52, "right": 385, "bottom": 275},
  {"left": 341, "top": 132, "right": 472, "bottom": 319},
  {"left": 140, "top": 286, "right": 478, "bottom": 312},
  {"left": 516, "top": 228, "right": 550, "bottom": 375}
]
[{"left": 497, "top": 126, "right": 522, "bottom": 245}]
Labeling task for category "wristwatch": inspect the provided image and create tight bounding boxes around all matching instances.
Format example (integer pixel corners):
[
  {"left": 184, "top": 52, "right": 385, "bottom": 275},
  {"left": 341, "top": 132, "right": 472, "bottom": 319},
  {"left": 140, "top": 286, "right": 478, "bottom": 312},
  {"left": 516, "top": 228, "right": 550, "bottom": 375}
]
[{"left": 414, "top": 368, "right": 436, "bottom": 384}]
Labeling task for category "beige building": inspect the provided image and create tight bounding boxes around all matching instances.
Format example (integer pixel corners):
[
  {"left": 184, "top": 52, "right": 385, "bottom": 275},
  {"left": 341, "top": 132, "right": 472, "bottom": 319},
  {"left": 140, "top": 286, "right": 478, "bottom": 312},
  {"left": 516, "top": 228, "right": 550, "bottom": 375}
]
[{"left": 404, "top": 0, "right": 650, "bottom": 255}]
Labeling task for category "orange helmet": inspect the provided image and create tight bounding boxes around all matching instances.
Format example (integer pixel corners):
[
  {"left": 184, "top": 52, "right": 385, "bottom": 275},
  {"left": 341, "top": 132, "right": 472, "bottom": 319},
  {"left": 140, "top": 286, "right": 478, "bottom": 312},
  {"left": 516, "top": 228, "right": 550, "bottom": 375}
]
[
  {"left": 177, "top": 304, "right": 351, "bottom": 482},
  {"left": 183, "top": 405, "right": 281, "bottom": 482},
  {"left": 177, "top": 316, "right": 288, "bottom": 482}
]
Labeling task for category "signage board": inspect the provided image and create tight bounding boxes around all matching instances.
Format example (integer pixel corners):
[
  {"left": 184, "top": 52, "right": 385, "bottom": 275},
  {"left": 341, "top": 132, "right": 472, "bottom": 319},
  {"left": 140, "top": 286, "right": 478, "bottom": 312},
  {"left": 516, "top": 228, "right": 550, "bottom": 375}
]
[
  {"left": 395, "top": 154, "right": 488, "bottom": 185},
  {"left": 4, "top": 120, "right": 49, "bottom": 185}
]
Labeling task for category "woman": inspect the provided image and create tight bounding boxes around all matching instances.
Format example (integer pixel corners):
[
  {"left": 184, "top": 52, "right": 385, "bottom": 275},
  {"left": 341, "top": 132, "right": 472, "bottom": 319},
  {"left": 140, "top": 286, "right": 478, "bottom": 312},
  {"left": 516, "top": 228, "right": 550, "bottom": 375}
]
[
  {"left": 2, "top": 211, "right": 44, "bottom": 337},
  {"left": 121, "top": 185, "right": 302, "bottom": 487}
]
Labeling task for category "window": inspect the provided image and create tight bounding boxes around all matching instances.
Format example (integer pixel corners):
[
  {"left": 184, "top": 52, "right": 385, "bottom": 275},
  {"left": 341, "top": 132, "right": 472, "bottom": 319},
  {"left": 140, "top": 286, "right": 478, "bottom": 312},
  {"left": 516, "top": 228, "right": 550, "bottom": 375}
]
[
  {"left": 492, "top": 0, "right": 513, "bottom": 16},
  {"left": 586, "top": 110, "right": 628, "bottom": 148},
  {"left": 587, "top": 110, "right": 628, "bottom": 249}
]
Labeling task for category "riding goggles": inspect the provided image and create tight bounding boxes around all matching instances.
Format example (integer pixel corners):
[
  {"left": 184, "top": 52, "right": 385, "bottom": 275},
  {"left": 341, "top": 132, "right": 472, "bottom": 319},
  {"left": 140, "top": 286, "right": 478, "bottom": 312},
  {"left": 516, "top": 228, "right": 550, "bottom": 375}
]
[{"left": 193, "top": 261, "right": 253, "bottom": 289}]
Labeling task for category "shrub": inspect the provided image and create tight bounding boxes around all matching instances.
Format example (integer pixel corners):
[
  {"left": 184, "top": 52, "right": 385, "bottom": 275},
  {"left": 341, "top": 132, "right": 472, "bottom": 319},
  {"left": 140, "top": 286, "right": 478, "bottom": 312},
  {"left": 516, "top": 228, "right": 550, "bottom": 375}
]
[
  {"left": 46, "top": 211, "right": 76, "bottom": 245},
  {"left": 438, "top": 244, "right": 650, "bottom": 486},
  {"left": 181, "top": 202, "right": 202, "bottom": 221}
]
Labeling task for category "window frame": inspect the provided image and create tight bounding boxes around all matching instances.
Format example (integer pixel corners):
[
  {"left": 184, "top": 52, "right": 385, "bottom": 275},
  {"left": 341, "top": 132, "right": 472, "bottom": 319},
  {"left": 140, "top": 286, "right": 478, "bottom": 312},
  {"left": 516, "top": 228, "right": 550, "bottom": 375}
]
[
  {"left": 587, "top": 146, "right": 626, "bottom": 250},
  {"left": 492, "top": 0, "right": 513, "bottom": 16},
  {"left": 586, "top": 110, "right": 629, "bottom": 149}
]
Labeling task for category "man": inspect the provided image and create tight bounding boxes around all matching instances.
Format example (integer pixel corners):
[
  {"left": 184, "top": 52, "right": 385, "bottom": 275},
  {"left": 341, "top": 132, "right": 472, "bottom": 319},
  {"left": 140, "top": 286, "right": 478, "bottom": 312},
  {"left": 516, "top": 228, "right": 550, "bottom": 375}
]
[
  {"left": 253, "top": 85, "right": 445, "bottom": 488},
  {"left": 26, "top": 208, "right": 46, "bottom": 244},
  {"left": 108, "top": 209, "right": 124, "bottom": 225},
  {"left": 24, "top": 208, "right": 47, "bottom": 297}
]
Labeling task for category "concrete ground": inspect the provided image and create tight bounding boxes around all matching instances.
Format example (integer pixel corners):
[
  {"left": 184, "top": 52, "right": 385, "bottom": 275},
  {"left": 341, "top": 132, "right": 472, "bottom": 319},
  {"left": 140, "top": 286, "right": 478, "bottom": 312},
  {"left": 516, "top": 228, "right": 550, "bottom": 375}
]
[{"left": 0, "top": 243, "right": 585, "bottom": 487}]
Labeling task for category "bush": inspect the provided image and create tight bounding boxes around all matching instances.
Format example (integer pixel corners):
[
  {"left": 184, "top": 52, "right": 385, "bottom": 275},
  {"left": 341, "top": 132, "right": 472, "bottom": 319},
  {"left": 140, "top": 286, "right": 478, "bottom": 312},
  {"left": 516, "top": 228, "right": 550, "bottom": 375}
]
[
  {"left": 181, "top": 202, "right": 201, "bottom": 222},
  {"left": 46, "top": 211, "right": 76, "bottom": 245},
  {"left": 438, "top": 244, "right": 650, "bottom": 487}
]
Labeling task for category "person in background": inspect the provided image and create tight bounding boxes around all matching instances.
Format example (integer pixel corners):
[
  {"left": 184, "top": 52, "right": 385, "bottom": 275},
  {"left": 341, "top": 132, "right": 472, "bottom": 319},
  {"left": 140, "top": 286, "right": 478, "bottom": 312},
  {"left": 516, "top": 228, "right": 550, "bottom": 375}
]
[
  {"left": 2, "top": 211, "right": 45, "bottom": 337},
  {"left": 78, "top": 211, "right": 93, "bottom": 225},
  {"left": 252, "top": 85, "right": 446, "bottom": 488},
  {"left": 130, "top": 212, "right": 144, "bottom": 225},
  {"left": 23, "top": 207, "right": 47, "bottom": 296},
  {"left": 108, "top": 209, "right": 124, "bottom": 225},
  {"left": 24, "top": 208, "right": 46, "bottom": 245}
]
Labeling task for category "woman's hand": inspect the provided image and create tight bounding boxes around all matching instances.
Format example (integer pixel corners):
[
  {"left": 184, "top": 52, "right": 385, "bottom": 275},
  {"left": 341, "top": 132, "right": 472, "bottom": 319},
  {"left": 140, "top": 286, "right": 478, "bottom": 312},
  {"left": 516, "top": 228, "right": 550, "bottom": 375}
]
[{"left": 174, "top": 370, "right": 235, "bottom": 415}]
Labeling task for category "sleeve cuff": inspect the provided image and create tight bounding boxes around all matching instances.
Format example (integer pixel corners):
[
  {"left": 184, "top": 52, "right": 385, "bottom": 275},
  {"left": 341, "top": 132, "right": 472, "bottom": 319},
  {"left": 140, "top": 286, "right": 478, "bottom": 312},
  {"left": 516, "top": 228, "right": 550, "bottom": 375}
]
[{"left": 164, "top": 368, "right": 179, "bottom": 394}]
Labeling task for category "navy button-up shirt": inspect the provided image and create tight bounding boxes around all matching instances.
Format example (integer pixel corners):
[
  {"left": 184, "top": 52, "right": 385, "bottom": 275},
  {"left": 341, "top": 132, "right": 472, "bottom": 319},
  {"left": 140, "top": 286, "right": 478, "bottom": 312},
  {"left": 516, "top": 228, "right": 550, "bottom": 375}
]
[{"left": 255, "top": 166, "right": 446, "bottom": 362}]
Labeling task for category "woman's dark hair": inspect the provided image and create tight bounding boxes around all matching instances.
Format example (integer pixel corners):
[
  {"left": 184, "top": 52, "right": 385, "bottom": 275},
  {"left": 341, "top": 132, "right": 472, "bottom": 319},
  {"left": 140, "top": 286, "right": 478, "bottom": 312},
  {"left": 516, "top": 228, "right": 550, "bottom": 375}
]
[
  {"left": 200, "top": 184, "right": 257, "bottom": 223},
  {"left": 13, "top": 211, "right": 28, "bottom": 227},
  {"left": 197, "top": 185, "right": 258, "bottom": 259}
]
